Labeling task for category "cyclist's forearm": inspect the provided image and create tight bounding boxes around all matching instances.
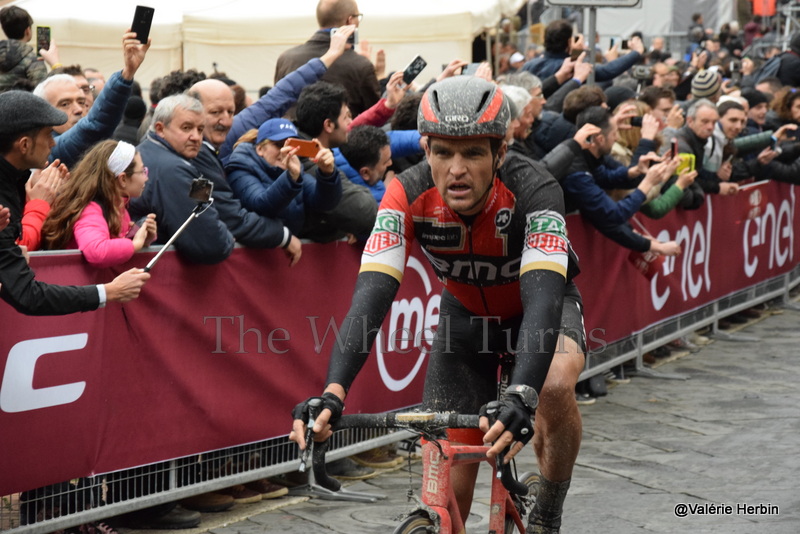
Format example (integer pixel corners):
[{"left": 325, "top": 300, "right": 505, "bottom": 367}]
[
  {"left": 325, "top": 271, "right": 400, "bottom": 393},
  {"left": 512, "top": 269, "right": 565, "bottom": 394}
]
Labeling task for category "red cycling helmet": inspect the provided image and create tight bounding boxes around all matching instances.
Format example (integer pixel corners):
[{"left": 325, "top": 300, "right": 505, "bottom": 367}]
[{"left": 417, "top": 76, "right": 510, "bottom": 140}]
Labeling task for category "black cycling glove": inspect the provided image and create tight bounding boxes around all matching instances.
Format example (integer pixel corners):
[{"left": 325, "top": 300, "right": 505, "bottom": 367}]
[
  {"left": 292, "top": 392, "right": 345, "bottom": 425},
  {"left": 480, "top": 396, "right": 534, "bottom": 445}
]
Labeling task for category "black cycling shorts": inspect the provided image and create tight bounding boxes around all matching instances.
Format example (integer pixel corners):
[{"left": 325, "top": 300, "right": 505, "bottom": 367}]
[{"left": 421, "top": 281, "right": 585, "bottom": 415}]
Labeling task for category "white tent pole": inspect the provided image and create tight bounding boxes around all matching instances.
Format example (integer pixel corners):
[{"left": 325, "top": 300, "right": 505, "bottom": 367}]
[{"left": 587, "top": 6, "right": 596, "bottom": 85}]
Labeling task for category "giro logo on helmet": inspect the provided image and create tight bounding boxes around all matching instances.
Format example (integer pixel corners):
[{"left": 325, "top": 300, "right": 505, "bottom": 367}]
[{"left": 444, "top": 115, "right": 471, "bottom": 123}]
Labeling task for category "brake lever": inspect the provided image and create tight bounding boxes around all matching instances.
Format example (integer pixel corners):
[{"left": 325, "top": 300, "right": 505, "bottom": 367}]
[{"left": 298, "top": 397, "right": 323, "bottom": 472}]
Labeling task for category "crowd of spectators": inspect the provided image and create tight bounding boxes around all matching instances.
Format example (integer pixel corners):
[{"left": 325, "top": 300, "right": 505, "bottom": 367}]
[{"left": 3, "top": 0, "right": 800, "bottom": 531}]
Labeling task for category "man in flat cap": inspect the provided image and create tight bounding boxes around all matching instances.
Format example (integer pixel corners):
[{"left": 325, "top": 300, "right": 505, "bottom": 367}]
[{"left": 0, "top": 90, "right": 150, "bottom": 315}]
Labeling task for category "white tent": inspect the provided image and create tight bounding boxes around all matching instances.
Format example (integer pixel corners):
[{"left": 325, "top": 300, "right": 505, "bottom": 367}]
[
  {"left": 8, "top": 0, "right": 191, "bottom": 93},
  {"left": 7, "top": 0, "right": 526, "bottom": 96},
  {"left": 184, "top": 0, "right": 526, "bottom": 91}
]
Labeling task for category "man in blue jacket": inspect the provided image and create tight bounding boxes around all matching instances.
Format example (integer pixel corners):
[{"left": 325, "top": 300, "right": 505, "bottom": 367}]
[
  {"left": 561, "top": 106, "right": 681, "bottom": 255},
  {"left": 522, "top": 19, "right": 644, "bottom": 83},
  {"left": 335, "top": 125, "right": 423, "bottom": 204},
  {"left": 33, "top": 30, "right": 150, "bottom": 168}
]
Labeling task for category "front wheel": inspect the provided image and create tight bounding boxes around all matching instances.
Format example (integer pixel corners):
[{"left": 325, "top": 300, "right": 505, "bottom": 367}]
[
  {"left": 505, "top": 471, "right": 541, "bottom": 534},
  {"left": 393, "top": 513, "right": 435, "bottom": 533},
  {"left": 518, "top": 471, "right": 541, "bottom": 501}
]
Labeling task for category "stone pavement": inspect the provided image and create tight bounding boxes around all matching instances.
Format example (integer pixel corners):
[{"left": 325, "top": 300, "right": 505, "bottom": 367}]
[{"left": 133, "top": 307, "right": 800, "bottom": 533}]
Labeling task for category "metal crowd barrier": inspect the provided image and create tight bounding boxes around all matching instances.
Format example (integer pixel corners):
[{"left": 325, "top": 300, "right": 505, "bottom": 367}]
[{"left": 0, "top": 424, "right": 405, "bottom": 534}]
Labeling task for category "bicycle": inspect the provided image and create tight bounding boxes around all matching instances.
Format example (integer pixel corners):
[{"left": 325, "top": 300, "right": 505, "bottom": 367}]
[{"left": 300, "top": 401, "right": 540, "bottom": 534}]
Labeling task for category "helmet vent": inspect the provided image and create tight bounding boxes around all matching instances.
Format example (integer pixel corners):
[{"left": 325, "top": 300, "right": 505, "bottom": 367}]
[
  {"left": 431, "top": 89, "right": 441, "bottom": 112},
  {"left": 476, "top": 92, "right": 490, "bottom": 113}
]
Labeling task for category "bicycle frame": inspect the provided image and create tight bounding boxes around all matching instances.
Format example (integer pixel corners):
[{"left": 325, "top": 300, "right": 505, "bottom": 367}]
[
  {"left": 304, "top": 408, "right": 532, "bottom": 534},
  {"left": 420, "top": 438, "right": 524, "bottom": 534}
]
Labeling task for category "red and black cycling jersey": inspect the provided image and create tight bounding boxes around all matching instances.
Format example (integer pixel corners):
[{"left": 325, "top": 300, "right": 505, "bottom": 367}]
[
  {"left": 361, "top": 154, "right": 579, "bottom": 320},
  {"left": 325, "top": 153, "right": 580, "bottom": 393}
]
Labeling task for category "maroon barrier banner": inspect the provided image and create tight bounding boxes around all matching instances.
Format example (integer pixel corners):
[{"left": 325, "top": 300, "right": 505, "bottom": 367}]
[
  {"left": 570, "top": 180, "right": 799, "bottom": 348},
  {"left": 0, "top": 243, "right": 440, "bottom": 495},
  {"left": 1, "top": 180, "right": 798, "bottom": 494}
]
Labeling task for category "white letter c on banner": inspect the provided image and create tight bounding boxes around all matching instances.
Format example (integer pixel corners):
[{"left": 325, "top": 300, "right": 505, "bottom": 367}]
[{"left": 1, "top": 334, "right": 88, "bottom": 413}]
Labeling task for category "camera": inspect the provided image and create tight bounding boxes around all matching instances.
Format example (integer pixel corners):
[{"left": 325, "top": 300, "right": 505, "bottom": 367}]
[
  {"left": 189, "top": 177, "right": 213, "bottom": 203},
  {"left": 632, "top": 65, "right": 653, "bottom": 81}
]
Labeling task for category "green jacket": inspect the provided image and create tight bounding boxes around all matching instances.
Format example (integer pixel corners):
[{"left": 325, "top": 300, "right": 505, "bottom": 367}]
[{"left": 0, "top": 39, "right": 46, "bottom": 92}]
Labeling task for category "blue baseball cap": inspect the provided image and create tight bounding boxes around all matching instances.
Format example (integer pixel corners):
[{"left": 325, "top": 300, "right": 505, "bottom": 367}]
[{"left": 257, "top": 118, "right": 298, "bottom": 144}]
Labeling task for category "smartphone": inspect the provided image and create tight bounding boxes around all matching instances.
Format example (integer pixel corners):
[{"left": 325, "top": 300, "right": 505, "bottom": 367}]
[
  {"left": 630, "top": 116, "right": 643, "bottom": 128},
  {"left": 609, "top": 38, "right": 615, "bottom": 50},
  {"left": 573, "top": 35, "right": 580, "bottom": 44},
  {"left": 621, "top": 39, "right": 629, "bottom": 50},
  {"left": 676, "top": 153, "right": 695, "bottom": 174},
  {"left": 330, "top": 26, "right": 358, "bottom": 46},
  {"left": 670, "top": 138, "right": 679, "bottom": 159},
  {"left": 189, "top": 177, "right": 213, "bottom": 203},
  {"left": 570, "top": 48, "right": 584, "bottom": 61},
  {"left": 36, "top": 26, "right": 50, "bottom": 56},
  {"left": 461, "top": 63, "right": 481, "bottom": 76},
  {"left": 286, "top": 138, "right": 320, "bottom": 158},
  {"left": 402, "top": 55, "right": 427, "bottom": 85},
  {"left": 131, "top": 5, "right": 155, "bottom": 44}
]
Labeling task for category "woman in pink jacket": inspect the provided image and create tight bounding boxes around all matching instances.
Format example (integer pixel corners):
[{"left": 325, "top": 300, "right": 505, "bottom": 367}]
[{"left": 41, "top": 140, "right": 157, "bottom": 267}]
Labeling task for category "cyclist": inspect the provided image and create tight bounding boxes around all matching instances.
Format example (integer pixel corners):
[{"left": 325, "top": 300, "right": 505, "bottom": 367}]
[{"left": 291, "top": 76, "right": 585, "bottom": 534}]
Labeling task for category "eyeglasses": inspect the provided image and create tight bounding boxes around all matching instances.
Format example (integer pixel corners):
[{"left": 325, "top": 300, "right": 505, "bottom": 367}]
[
  {"left": 131, "top": 167, "right": 149, "bottom": 177},
  {"left": 350, "top": 13, "right": 364, "bottom": 23},
  {"left": 79, "top": 84, "right": 95, "bottom": 94}
]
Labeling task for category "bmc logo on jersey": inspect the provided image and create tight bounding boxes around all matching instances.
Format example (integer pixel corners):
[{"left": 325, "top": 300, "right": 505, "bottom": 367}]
[{"left": 364, "top": 211, "right": 404, "bottom": 255}]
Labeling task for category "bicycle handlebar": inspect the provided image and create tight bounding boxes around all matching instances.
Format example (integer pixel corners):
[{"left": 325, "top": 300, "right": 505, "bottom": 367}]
[
  {"left": 336, "top": 412, "right": 480, "bottom": 431},
  {"left": 307, "top": 411, "right": 528, "bottom": 496}
]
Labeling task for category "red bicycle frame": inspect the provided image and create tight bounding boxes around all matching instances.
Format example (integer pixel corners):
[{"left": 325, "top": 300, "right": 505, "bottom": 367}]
[{"left": 420, "top": 439, "right": 524, "bottom": 534}]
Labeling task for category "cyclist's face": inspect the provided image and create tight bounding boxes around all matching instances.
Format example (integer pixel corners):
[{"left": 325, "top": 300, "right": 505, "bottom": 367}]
[{"left": 425, "top": 137, "right": 506, "bottom": 216}]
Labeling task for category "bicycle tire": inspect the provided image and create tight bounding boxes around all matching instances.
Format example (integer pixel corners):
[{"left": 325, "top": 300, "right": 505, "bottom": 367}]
[
  {"left": 504, "top": 471, "right": 541, "bottom": 534},
  {"left": 393, "top": 514, "right": 435, "bottom": 534},
  {"left": 504, "top": 515, "right": 519, "bottom": 534},
  {"left": 518, "top": 471, "right": 541, "bottom": 500}
]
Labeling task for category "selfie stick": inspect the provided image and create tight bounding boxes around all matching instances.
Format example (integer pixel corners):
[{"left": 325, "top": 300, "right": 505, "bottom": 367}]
[{"left": 143, "top": 199, "right": 214, "bottom": 273}]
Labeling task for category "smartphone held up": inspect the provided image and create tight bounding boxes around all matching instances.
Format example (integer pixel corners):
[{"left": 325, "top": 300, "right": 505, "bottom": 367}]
[
  {"left": 131, "top": 5, "right": 155, "bottom": 44},
  {"left": 402, "top": 55, "right": 427, "bottom": 85},
  {"left": 285, "top": 138, "right": 320, "bottom": 158},
  {"left": 36, "top": 26, "right": 50, "bottom": 56},
  {"left": 331, "top": 26, "right": 358, "bottom": 46}
]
